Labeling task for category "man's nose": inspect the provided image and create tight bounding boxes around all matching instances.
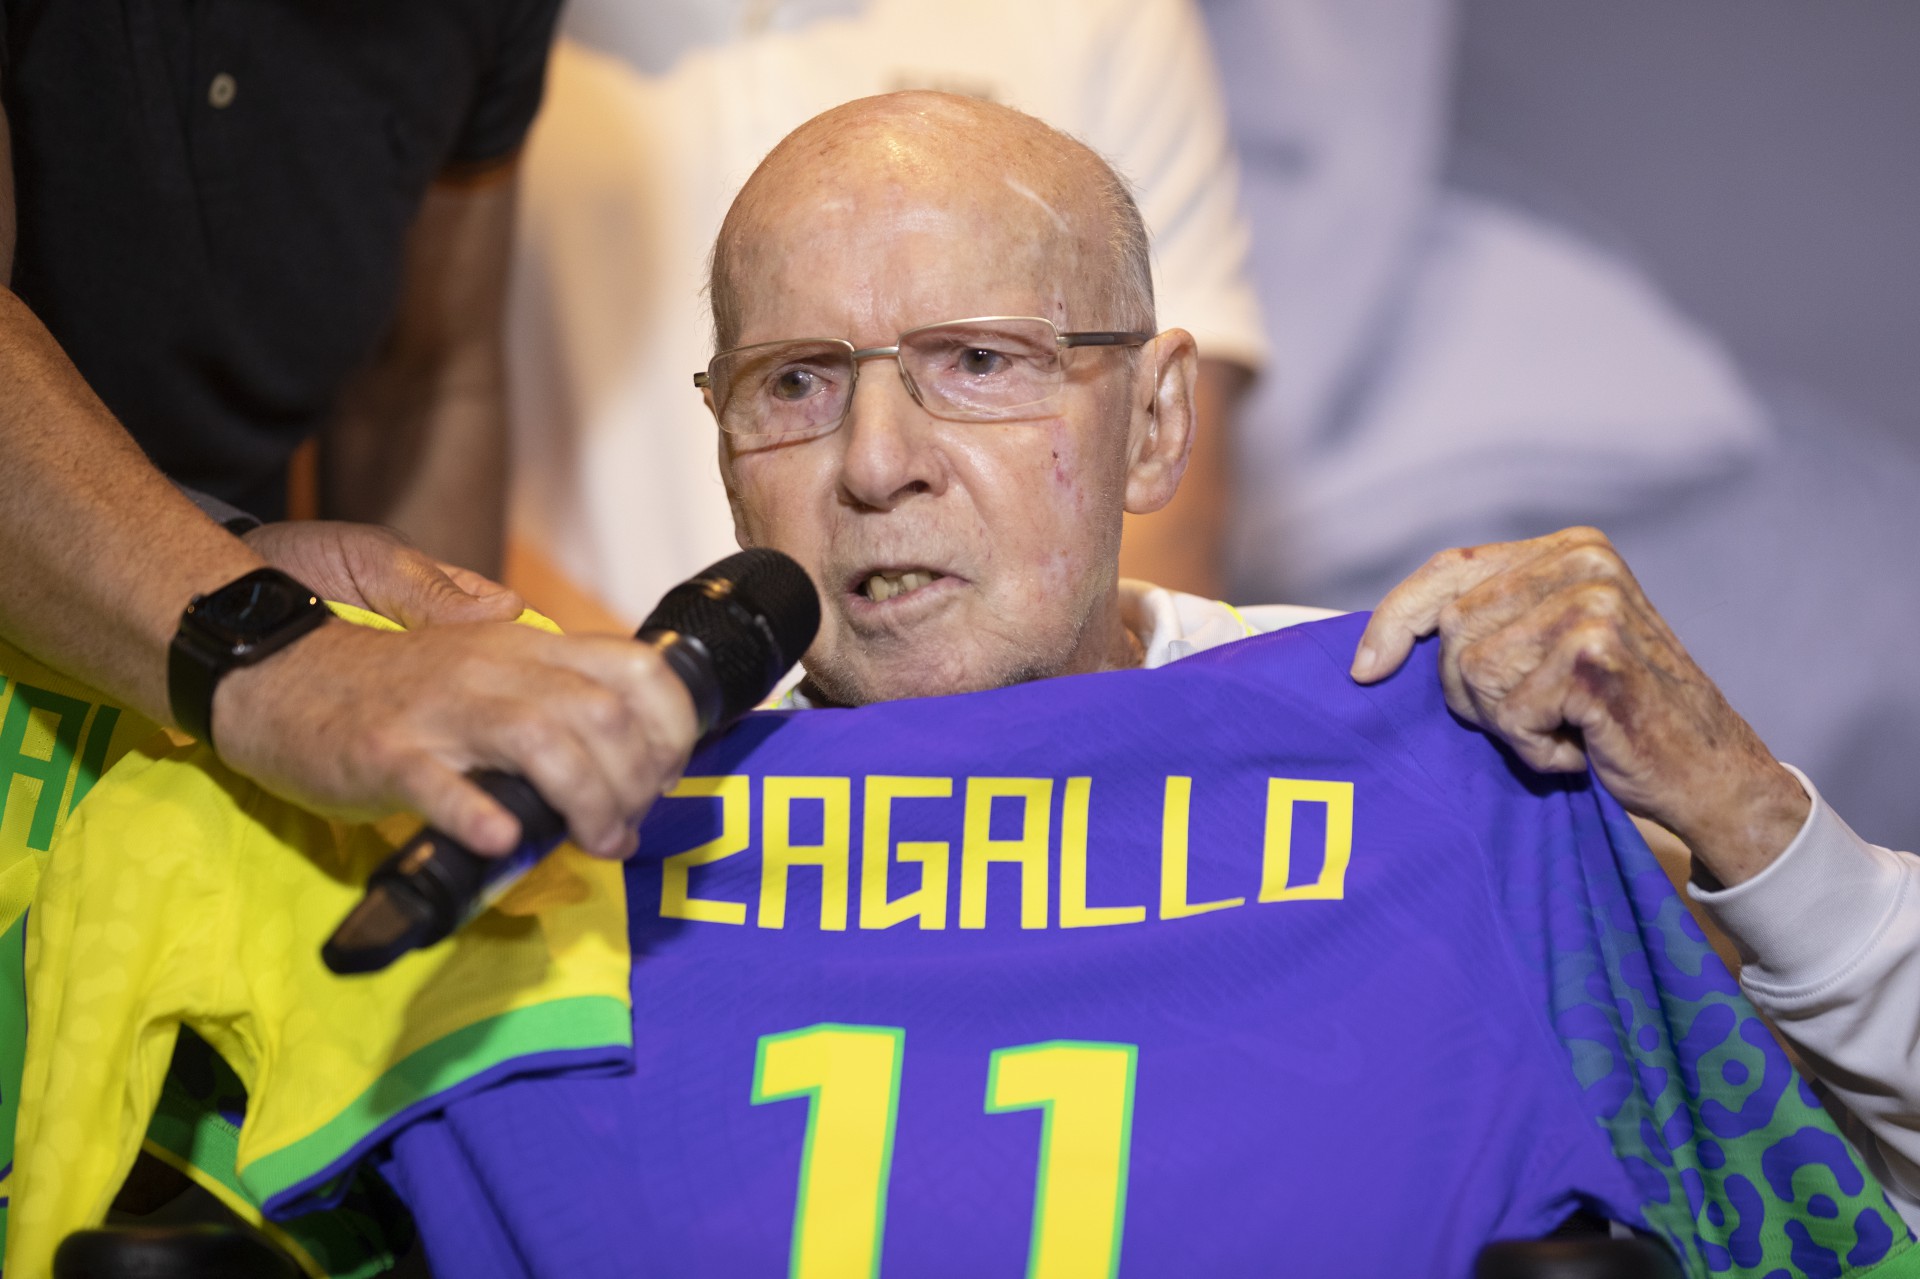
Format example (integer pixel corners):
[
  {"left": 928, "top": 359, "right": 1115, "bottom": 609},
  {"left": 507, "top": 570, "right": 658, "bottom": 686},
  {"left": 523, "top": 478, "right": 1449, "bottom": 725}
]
[{"left": 836, "top": 361, "right": 945, "bottom": 511}]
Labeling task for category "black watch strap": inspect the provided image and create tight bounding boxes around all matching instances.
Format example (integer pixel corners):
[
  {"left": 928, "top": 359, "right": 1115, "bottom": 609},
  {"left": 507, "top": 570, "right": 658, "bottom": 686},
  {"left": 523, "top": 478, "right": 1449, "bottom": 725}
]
[
  {"left": 168, "top": 569, "right": 329, "bottom": 754},
  {"left": 167, "top": 625, "right": 226, "bottom": 746}
]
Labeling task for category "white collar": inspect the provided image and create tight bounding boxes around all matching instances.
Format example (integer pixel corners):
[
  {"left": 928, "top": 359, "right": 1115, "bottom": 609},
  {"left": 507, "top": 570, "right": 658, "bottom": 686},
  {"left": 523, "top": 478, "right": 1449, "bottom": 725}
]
[{"left": 766, "top": 581, "right": 1336, "bottom": 710}]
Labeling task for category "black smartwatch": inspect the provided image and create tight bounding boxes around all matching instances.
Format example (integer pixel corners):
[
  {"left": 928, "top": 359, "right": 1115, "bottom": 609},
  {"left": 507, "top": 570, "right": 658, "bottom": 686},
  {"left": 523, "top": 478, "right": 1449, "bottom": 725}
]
[{"left": 168, "top": 568, "right": 330, "bottom": 753}]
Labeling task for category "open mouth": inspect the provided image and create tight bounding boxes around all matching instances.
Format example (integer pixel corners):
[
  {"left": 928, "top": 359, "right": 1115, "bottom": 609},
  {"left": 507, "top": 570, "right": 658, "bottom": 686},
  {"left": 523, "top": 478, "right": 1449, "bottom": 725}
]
[{"left": 856, "top": 568, "right": 947, "bottom": 603}]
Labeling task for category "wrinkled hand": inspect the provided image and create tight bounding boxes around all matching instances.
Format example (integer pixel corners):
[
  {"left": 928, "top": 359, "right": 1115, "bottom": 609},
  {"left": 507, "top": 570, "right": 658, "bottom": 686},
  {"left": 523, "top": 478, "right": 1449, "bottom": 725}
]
[
  {"left": 212, "top": 620, "right": 697, "bottom": 859},
  {"left": 1352, "top": 527, "right": 1808, "bottom": 884},
  {"left": 244, "top": 521, "right": 524, "bottom": 628}
]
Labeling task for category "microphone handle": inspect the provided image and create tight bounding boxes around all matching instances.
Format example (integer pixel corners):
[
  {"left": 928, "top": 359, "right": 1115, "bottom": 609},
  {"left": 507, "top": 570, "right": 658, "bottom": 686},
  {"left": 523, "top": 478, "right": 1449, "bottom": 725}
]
[
  {"left": 398, "top": 770, "right": 569, "bottom": 933},
  {"left": 428, "top": 630, "right": 723, "bottom": 926},
  {"left": 323, "top": 631, "right": 723, "bottom": 974}
]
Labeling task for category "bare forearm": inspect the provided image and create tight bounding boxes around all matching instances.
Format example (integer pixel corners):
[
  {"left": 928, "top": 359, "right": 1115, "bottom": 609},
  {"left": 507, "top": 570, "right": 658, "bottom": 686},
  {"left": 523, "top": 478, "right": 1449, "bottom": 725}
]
[
  {"left": 0, "top": 287, "right": 264, "bottom": 722},
  {"left": 0, "top": 309, "right": 694, "bottom": 860},
  {"left": 1119, "top": 358, "right": 1251, "bottom": 597},
  {"left": 323, "top": 364, "right": 508, "bottom": 575},
  {"left": 319, "top": 167, "right": 518, "bottom": 576}
]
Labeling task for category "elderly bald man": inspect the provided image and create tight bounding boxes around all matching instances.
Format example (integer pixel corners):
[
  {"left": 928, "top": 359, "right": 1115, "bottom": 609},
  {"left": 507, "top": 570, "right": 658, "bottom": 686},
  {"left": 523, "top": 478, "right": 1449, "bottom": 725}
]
[{"left": 344, "top": 93, "right": 1916, "bottom": 1276}]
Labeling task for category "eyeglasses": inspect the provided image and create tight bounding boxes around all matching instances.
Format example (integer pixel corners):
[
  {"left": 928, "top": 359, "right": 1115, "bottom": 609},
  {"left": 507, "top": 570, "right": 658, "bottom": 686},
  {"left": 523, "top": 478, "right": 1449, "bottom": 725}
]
[{"left": 694, "top": 316, "right": 1152, "bottom": 443}]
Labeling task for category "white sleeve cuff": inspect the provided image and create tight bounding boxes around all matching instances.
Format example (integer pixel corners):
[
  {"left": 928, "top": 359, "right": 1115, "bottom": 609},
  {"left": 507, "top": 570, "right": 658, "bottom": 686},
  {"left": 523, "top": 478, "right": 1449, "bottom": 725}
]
[{"left": 1687, "top": 764, "right": 1916, "bottom": 996}]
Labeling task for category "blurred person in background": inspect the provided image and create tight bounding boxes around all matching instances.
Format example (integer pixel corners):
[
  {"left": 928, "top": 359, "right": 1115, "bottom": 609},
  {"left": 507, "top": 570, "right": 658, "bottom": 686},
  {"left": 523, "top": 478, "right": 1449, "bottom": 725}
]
[
  {"left": 2, "top": 0, "right": 563, "bottom": 571},
  {"left": 1198, "top": 0, "right": 1920, "bottom": 852},
  {"left": 499, "top": 0, "right": 1264, "bottom": 629}
]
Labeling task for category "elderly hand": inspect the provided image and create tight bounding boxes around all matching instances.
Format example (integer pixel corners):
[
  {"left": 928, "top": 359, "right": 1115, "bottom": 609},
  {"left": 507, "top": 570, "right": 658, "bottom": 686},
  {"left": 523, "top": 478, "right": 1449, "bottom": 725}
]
[
  {"left": 243, "top": 520, "right": 525, "bottom": 628},
  {"left": 1351, "top": 527, "right": 1809, "bottom": 885}
]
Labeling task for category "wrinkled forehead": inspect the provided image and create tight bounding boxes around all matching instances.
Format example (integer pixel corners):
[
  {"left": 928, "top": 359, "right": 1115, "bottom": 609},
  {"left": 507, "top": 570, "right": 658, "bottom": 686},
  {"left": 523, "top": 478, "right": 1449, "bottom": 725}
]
[{"left": 720, "top": 136, "right": 1113, "bottom": 345}]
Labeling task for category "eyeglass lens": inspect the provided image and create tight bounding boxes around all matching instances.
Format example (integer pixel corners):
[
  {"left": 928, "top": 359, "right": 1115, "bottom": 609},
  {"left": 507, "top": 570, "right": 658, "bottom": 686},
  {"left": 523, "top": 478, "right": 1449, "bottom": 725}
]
[{"left": 711, "top": 318, "right": 1066, "bottom": 439}]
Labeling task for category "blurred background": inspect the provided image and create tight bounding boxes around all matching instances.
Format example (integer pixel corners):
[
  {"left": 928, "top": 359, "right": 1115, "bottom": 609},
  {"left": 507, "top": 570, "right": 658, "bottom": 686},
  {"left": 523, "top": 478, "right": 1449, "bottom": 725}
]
[
  {"left": 1406, "top": 0, "right": 1920, "bottom": 848},
  {"left": 1451, "top": 0, "right": 1920, "bottom": 854},
  {"left": 1456, "top": 0, "right": 1920, "bottom": 443},
  {"left": 500, "top": 0, "right": 1920, "bottom": 848}
]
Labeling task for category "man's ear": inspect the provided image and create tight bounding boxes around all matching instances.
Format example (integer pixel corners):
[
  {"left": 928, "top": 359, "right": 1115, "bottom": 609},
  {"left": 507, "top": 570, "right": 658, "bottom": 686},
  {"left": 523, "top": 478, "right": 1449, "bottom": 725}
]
[{"left": 1123, "top": 328, "right": 1198, "bottom": 515}]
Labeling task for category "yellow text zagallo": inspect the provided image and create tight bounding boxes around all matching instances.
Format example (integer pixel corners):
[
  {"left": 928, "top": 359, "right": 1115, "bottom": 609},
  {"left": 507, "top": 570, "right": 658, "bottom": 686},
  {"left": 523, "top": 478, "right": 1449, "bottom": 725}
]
[{"left": 656, "top": 774, "right": 1355, "bottom": 932}]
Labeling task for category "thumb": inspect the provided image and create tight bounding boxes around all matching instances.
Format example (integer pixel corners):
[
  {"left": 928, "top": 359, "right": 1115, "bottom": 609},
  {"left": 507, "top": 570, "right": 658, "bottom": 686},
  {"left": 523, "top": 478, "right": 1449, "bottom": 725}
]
[
  {"left": 329, "top": 526, "right": 524, "bottom": 628},
  {"left": 374, "top": 557, "right": 526, "bottom": 628},
  {"left": 437, "top": 563, "right": 529, "bottom": 621},
  {"left": 1351, "top": 552, "right": 1488, "bottom": 683}
]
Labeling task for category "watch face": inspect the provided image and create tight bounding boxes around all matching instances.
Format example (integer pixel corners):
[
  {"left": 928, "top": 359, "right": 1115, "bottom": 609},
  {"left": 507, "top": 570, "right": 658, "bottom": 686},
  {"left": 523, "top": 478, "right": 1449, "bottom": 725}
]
[{"left": 191, "top": 571, "right": 320, "bottom": 649}]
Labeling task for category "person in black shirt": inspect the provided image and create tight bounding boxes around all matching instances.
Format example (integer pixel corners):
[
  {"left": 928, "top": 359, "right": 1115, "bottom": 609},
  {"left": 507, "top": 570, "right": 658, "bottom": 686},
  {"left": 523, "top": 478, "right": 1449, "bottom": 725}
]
[
  {"left": 3, "top": 0, "right": 563, "bottom": 564},
  {"left": 0, "top": 4, "right": 701, "bottom": 866}
]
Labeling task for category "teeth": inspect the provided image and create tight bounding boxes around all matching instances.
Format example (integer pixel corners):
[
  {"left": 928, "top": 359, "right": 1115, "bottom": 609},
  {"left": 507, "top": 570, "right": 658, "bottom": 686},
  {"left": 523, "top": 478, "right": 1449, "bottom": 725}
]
[{"left": 863, "top": 569, "right": 937, "bottom": 602}]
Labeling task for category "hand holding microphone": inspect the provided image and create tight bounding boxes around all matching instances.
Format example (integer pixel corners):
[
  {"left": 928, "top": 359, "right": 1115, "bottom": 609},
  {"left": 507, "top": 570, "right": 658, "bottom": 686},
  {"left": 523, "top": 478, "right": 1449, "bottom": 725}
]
[{"left": 323, "top": 549, "right": 819, "bottom": 974}]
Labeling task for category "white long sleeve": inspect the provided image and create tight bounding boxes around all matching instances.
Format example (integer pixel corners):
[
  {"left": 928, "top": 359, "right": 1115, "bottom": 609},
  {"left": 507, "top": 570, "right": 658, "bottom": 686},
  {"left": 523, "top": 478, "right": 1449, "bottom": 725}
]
[{"left": 1689, "top": 766, "right": 1920, "bottom": 1229}]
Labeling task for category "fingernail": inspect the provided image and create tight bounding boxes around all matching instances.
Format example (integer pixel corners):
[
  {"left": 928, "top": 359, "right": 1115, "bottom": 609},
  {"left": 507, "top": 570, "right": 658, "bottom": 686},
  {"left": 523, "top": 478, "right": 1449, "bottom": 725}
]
[
  {"left": 1351, "top": 645, "right": 1379, "bottom": 682},
  {"left": 476, "top": 812, "right": 519, "bottom": 853}
]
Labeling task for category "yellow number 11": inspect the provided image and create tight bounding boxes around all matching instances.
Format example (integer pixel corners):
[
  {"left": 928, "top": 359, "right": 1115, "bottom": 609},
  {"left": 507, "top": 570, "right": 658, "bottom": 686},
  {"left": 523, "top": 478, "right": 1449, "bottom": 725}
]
[{"left": 752, "top": 1025, "right": 1138, "bottom": 1279}]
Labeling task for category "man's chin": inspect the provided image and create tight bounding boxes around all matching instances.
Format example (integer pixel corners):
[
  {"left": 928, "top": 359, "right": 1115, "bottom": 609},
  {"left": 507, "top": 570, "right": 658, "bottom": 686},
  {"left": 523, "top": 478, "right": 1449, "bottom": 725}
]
[{"left": 800, "top": 648, "right": 1053, "bottom": 708}]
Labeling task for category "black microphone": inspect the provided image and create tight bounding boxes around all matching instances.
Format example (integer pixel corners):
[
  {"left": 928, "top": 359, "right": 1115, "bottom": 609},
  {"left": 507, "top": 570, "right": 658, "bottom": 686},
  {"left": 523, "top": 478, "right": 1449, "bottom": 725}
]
[{"left": 321, "top": 549, "right": 819, "bottom": 975}]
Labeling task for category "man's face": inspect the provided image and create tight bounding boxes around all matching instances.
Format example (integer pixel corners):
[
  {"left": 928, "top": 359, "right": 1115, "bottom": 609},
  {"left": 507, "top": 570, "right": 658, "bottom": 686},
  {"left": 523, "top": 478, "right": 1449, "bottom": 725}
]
[{"left": 716, "top": 175, "right": 1144, "bottom": 705}]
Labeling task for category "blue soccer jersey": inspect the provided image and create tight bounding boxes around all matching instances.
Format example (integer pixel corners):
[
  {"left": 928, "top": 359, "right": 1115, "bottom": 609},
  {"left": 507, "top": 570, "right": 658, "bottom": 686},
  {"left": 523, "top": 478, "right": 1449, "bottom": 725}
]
[{"left": 371, "top": 616, "right": 1915, "bottom": 1278}]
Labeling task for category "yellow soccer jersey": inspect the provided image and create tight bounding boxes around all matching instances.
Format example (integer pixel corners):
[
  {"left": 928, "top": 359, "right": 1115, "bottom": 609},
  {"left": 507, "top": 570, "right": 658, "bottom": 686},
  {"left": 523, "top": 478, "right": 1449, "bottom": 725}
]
[
  {"left": 0, "top": 639, "right": 157, "bottom": 900},
  {"left": 0, "top": 637, "right": 162, "bottom": 1247},
  {"left": 3, "top": 606, "right": 635, "bottom": 1279}
]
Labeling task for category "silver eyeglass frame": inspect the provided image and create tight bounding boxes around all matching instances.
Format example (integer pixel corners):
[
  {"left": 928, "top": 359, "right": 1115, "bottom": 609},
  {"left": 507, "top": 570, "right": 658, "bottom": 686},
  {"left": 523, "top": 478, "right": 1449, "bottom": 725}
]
[{"left": 693, "top": 315, "right": 1154, "bottom": 439}]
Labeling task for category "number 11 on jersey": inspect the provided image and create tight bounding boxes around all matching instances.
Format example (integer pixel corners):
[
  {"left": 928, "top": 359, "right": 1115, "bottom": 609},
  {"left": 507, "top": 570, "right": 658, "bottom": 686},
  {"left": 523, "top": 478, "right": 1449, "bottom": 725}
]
[
  {"left": 987, "top": 1041, "right": 1138, "bottom": 1279},
  {"left": 752, "top": 1025, "right": 1138, "bottom": 1279},
  {"left": 752, "top": 1025, "right": 906, "bottom": 1279}
]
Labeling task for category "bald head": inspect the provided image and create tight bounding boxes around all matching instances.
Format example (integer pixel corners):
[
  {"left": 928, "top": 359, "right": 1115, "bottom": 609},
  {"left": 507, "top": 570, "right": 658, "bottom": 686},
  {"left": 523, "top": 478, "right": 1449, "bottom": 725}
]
[
  {"left": 709, "top": 92, "right": 1153, "bottom": 351},
  {"left": 704, "top": 91, "right": 1198, "bottom": 708}
]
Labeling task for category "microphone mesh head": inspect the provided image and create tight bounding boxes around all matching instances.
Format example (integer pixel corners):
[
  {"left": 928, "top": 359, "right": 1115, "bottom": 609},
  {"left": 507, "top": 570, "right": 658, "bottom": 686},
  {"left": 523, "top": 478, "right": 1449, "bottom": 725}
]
[{"left": 640, "top": 549, "right": 820, "bottom": 724}]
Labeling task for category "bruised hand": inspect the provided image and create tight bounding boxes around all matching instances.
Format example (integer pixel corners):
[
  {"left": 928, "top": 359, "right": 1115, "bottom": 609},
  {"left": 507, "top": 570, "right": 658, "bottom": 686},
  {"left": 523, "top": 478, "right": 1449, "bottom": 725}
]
[{"left": 1351, "top": 527, "right": 1808, "bottom": 885}]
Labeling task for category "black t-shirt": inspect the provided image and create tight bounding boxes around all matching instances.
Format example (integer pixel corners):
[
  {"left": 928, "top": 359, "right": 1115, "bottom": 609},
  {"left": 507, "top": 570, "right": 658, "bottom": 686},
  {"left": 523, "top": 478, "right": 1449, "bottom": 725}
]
[{"left": 0, "top": 0, "right": 561, "bottom": 518}]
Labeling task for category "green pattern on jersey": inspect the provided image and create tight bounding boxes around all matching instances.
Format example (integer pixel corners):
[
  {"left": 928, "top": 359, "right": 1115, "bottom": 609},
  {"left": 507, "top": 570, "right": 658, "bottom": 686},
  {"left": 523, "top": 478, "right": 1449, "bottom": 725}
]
[{"left": 1550, "top": 805, "right": 1917, "bottom": 1276}]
